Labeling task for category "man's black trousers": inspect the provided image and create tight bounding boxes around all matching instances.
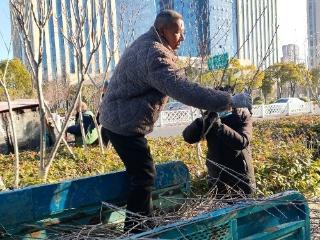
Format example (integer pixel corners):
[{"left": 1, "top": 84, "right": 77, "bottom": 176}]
[{"left": 101, "top": 127, "right": 156, "bottom": 232}]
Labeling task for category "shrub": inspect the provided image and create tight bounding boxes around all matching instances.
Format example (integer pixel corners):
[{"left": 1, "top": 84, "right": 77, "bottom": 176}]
[
  {"left": 1, "top": 116, "right": 320, "bottom": 197},
  {"left": 253, "top": 96, "right": 264, "bottom": 105},
  {"left": 253, "top": 116, "right": 320, "bottom": 196},
  {"left": 298, "top": 96, "right": 308, "bottom": 102}
]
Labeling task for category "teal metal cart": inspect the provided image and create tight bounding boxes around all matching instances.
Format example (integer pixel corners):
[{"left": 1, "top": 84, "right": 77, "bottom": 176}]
[
  {"left": 0, "top": 160, "right": 311, "bottom": 240},
  {"left": 0, "top": 161, "right": 190, "bottom": 238},
  {"left": 130, "top": 191, "right": 310, "bottom": 240}
]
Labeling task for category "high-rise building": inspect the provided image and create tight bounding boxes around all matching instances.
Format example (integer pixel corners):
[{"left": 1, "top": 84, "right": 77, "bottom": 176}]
[
  {"left": 157, "top": 0, "right": 278, "bottom": 68},
  {"left": 115, "top": 0, "right": 157, "bottom": 52},
  {"left": 237, "top": 0, "right": 279, "bottom": 68},
  {"left": 307, "top": 0, "right": 320, "bottom": 69},
  {"left": 157, "top": 0, "right": 200, "bottom": 57},
  {"left": 11, "top": 0, "right": 119, "bottom": 81},
  {"left": 156, "top": 0, "right": 238, "bottom": 58},
  {"left": 207, "top": 0, "right": 238, "bottom": 58},
  {"left": 11, "top": 0, "right": 280, "bottom": 80},
  {"left": 281, "top": 44, "right": 300, "bottom": 63}
]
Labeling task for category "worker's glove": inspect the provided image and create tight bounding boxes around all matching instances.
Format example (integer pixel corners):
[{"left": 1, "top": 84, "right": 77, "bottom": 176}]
[{"left": 231, "top": 93, "right": 252, "bottom": 110}]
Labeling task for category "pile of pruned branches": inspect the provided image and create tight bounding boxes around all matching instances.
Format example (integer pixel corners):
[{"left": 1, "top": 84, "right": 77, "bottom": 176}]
[{"left": 29, "top": 191, "right": 320, "bottom": 240}]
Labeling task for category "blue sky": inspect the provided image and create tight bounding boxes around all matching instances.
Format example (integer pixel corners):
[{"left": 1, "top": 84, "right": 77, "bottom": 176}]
[
  {"left": 0, "top": 0, "right": 12, "bottom": 61},
  {"left": 0, "top": 0, "right": 308, "bottom": 61}
]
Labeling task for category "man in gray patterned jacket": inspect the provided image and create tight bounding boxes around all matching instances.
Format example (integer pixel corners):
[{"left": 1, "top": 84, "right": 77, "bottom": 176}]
[{"left": 99, "top": 10, "right": 251, "bottom": 233}]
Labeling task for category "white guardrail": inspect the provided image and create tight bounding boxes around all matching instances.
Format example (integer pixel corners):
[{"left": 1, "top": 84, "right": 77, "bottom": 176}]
[
  {"left": 154, "top": 101, "right": 320, "bottom": 127},
  {"left": 53, "top": 102, "right": 320, "bottom": 129}
]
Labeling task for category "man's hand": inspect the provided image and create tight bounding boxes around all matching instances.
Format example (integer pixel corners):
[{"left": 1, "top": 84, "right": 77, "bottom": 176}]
[{"left": 231, "top": 93, "right": 252, "bottom": 110}]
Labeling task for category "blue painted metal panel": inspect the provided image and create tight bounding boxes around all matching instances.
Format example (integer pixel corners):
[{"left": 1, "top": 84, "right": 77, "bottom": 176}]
[
  {"left": 130, "top": 191, "right": 310, "bottom": 240},
  {"left": 0, "top": 161, "right": 189, "bottom": 235},
  {"left": 0, "top": 188, "right": 34, "bottom": 226}
]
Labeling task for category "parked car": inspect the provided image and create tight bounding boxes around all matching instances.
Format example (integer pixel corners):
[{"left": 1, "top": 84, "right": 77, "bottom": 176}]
[
  {"left": 274, "top": 97, "right": 305, "bottom": 105},
  {"left": 164, "top": 102, "right": 190, "bottom": 111},
  {"left": 271, "top": 97, "right": 306, "bottom": 114}
]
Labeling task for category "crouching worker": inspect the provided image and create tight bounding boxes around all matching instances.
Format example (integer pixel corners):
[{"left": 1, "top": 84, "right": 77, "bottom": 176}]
[
  {"left": 66, "top": 102, "right": 98, "bottom": 146},
  {"left": 182, "top": 106, "right": 256, "bottom": 198}
]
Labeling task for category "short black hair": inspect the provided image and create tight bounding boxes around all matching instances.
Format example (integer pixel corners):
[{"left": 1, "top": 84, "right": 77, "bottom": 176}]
[{"left": 154, "top": 10, "right": 183, "bottom": 30}]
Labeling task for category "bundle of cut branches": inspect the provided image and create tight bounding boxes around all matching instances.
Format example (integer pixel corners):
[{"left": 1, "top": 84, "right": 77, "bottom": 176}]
[{"left": 38, "top": 191, "right": 320, "bottom": 240}]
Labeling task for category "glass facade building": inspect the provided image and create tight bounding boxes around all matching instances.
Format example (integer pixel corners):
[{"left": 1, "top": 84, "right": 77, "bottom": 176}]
[
  {"left": 156, "top": 0, "right": 238, "bottom": 58},
  {"left": 157, "top": 0, "right": 201, "bottom": 57},
  {"left": 281, "top": 44, "right": 300, "bottom": 63},
  {"left": 237, "top": 0, "right": 279, "bottom": 68},
  {"left": 11, "top": 0, "right": 280, "bottom": 80},
  {"left": 307, "top": 0, "right": 320, "bottom": 69},
  {"left": 115, "top": 0, "right": 157, "bottom": 53},
  {"left": 208, "top": 0, "right": 238, "bottom": 58},
  {"left": 157, "top": 0, "right": 279, "bottom": 68},
  {"left": 11, "top": 0, "right": 119, "bottom": 81}
]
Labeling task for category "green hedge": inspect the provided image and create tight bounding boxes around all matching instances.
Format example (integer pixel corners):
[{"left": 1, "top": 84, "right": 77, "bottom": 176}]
[
  {"left": 1, "top": 116, "right": 320, "bottom": 196},
  {"left": 253, "top": 116, "right": 320, "bottom": 196}
]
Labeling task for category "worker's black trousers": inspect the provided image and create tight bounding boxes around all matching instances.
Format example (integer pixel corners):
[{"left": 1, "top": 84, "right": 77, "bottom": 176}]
[{"left": 101, "top": 127, "right": 156, "bottom": 233}]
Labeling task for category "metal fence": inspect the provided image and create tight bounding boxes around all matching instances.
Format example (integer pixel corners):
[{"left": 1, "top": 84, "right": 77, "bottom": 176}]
[
  {"left": 155, "top": 102, "right": 319, "bottom": 127},
  {"left": 54, "top": 102, "right": 320, "bottom": 129},
  {"left": 251, "top": 101, "right": 318, "bottom": 118}
]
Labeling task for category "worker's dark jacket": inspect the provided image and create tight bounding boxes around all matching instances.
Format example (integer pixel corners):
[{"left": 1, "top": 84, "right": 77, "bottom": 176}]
[{"left": 183, "top": 108, "right": 255, "bottom": 195}]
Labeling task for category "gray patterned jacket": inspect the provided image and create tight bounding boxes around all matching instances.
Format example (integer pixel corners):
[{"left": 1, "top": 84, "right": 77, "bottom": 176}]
[{"left": 99, "top": 28, "right": 232, "bottom": 136}]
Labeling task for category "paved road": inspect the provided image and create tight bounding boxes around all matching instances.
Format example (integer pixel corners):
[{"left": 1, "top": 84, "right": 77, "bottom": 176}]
[
  {"left": 147, "top": 124, "right": 188, "bottom": 138},
  {"left": 147, "top": 114, "right": 315, "bottom": 138},
  {"left": 147, "top": 118, "right": 267, "bottom": 138}
]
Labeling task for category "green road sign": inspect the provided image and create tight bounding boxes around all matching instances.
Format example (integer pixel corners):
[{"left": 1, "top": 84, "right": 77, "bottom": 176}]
[{"left": 208, "top": 53, "right": 229, "bottom": 70}]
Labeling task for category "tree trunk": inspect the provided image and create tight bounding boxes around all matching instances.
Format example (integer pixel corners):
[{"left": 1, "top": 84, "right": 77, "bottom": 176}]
[
  {"left": 34, "top": 67, "right": 47, "bottom": 173},
  {"left": 291, "top": 83, "right": 296, "bottom": 97},
  {"left": 279, "top": 84, "right": 282, "bottom": 98},
  {"left": 0, "top": 57, "right": 20, "bottom": 189},
  {"left": 78, "top": 93, "right": 87, "bottom": 149},
  {"left": 3, "top": 88, "right": 20, "bottom": 188},
  {"left": 263, "top": 93, "right": 268, "bottom": 104},
  {"left": 43, "top": 79, "right": 86, "bottom": 181},
  {"left": 76, "top": 56, "right": 87, "bottom": 149},
  {"left": 94, "top": 93, "right": 105, "bottom": 154},
  {"left": 44, "top": 103, "right": 75, "bottom": 159},
  {"left": 196, "top": 143, "right": 205, "bottom": 174},
  {"left": 93, "top": 114, "right": 105, "bottom": 154}
]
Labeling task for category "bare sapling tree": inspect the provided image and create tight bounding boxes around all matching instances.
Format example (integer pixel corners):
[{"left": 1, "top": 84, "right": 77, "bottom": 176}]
[
  {"left": 0, "top": 36, "right": 20, "bottom": 188},
  {"left": 85, "top": 41, "right": 117, "bottom": 153},
  {"left": 177, "top": 3, "right": 274, "bottom": 171},
  {"left": 220, "top": 6, "right": 268, "bottom": 86},
  {"left": 247, "top": 25, "right": 279, "bottom": 94},
  {"left": 43, "top": 0, "right": 108, "bottom": 180},
  {"left": 176, "top": 3, "right": 235, "bottom": 172},
  {"left": 117, "top": 1, "right": 147, "bottom": 49},
  {"left": 86, "top": 0, "right": 148, "bottom": 153},
  {"left": 79, "top": 77, "right": 106, "bottom": 153},
  {"left": 10, "top": 0, "right": 52, "bottom": 173},
  {"left": 86, "top": 81, "right": 107, "bottom": 153},
  {"left": 44, "top": 102, "right": 76, "bottom": 159}
]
